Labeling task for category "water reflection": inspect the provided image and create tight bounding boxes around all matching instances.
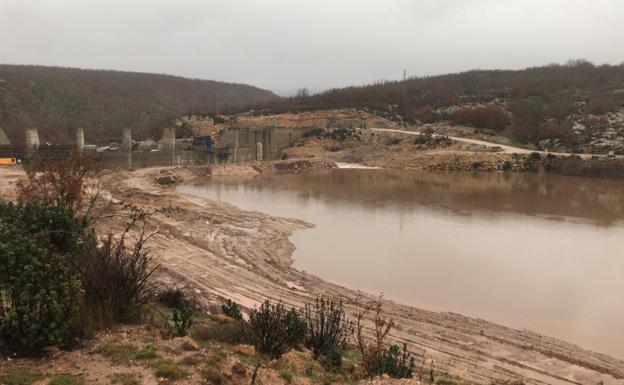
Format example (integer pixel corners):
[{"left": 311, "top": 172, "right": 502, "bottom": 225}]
[{"left": 181, "top": 169, "right": 624, "bottom": 359}]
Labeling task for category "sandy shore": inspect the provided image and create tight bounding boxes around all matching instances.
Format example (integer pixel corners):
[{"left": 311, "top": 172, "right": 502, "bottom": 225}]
[{"left": 92, "top": 165, "right": 623, "bottom": 385}]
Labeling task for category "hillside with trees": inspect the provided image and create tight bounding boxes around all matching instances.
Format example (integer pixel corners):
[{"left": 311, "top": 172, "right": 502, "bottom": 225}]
[
  {"left": 0, "top": 65, "right": 276, "bottom": 144},
  {"left": 262, "top": 60, "right": 624, "bottom": 153}
]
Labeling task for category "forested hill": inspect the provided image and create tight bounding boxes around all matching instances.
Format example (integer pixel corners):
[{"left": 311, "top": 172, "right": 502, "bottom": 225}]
[
  {"left": 264, "top": 61, "right": 624, "bottom": 146},
  {"left": 0, "top": 65, "right": 276, "bottom": 144}
]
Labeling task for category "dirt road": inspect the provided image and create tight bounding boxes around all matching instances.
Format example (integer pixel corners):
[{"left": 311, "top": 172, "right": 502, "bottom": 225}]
[{"left": 370, "top": 128, "right": 611, "bottom": 159}]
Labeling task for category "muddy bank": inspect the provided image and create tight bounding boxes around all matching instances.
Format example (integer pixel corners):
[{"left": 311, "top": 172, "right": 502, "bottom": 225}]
[{"left": 94, "top": 163, "right": 624, "bottom": 385}]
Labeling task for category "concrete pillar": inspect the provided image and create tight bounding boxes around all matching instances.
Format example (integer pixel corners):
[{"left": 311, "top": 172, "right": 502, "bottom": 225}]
[
  {"left": 24, "top": 128, "right": 40, "bottom": 158},
  {"left": 25, "top": 128, "right": 40, "bottom": 148},
  {"left": 0, "top": 128, "right": 10, "bottom": 145},
  {"left": 256, "top": 142, "right": 263, "bottom": 161},
  {"left": 121, "top": 128, "right": 132, "bottom": 152},
  {"left": 76, "top": 127, "right": 85, "bottom": 151},
  {"left": 161, "top": 127, "right": 176, "bottom": 152}
]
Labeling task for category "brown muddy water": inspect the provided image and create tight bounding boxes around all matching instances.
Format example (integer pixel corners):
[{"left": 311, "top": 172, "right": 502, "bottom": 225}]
[{"left": 180, "top": 169, "right": 624, "bottom": 359}]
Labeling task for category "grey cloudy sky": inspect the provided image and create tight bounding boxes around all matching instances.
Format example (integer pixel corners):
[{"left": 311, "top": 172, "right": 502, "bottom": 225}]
[{"left": 0, "top": 0, "right": 622, "bottom": 95}]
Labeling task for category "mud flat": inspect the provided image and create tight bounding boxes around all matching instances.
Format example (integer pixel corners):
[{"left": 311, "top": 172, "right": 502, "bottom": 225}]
[{"left": 91, "top": 164, "right": 624, "bottom": 385}]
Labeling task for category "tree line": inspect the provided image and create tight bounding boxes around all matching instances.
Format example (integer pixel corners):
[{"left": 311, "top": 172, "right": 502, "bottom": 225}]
[{"left": 0, "top": 65, "right": 276, "bottom": 145}]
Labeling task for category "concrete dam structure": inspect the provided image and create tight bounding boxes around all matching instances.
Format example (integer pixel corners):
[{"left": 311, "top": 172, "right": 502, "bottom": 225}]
[
  {"left": 6, "top": 125, "right": 317, "bottom": 170},
  {"left": 217, "top": 126, "right": 315, "bottom": 162}
]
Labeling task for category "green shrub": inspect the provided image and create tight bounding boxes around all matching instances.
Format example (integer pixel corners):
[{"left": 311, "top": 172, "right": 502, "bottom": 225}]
[
  {"left": 221, "top": 299, "right": 243, "bottom": 321},
  {"left": 171, "top": 306, "right": 193, "bottom": 337},
  {"left": 0, "top": 201, "right": 84, "bottom": 352},
  {"left": 368, "top": 343, "right": 415, "bottom": 379},
  {"left": 248, "top": 300, "right": 306, "bottom": 358},
  {"left": 304, "top": 297, "right": 353, "bottom": 370}
]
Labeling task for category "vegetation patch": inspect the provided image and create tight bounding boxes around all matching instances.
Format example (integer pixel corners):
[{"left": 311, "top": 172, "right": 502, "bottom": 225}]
[
  {"left": 191, "top": 319, "right": 249, "bottom": 345},
  {"left": 95, "top": 343, "right": 138, "bottom": 365},
  {"left": 151, "top": 359, "right": 188, "bottom": 381},
  {"left": 134, "top": 344, "right": 158, "bottom": 360},
  {"left": 110, "top": 373, "right": 141, "bottom": 385},
  {"left": 279, "top": 369, "right": 294, "bottom": 384},
  {"left": 48, "top": 375, "right": 85, "bottom": 385},
  {"left": 203, "top": 369, "right": 225, "bottom": 385},
  {"left": 248, "top": 300, "right": 306, "bottom": 358},
  {"left": 205, "top": 348, "right": 228, "bottom": 367},
  {"left": 0, "top": 371, "right": 43, "bottom": 385},
  {"left": 221, "top": 299, "right": 243, "bottom": 321},
  {"left": 436, "top": 379, "right": 460, "bottom": 385},
  {"left": 179, "top": 354, "right": 203, "bottom": 366}
]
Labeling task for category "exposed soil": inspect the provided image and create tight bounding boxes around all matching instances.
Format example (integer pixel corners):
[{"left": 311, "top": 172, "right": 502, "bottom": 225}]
[{"left": 283, "top": 128, "right": 624, "bottom": 177}]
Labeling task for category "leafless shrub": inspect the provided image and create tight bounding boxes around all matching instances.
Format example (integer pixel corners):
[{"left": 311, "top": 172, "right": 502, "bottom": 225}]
[
  {"left": 452, "top": 106, "right": 511, "bottom": 131},
  {"left": 355, "top": 295, "right": 394, "bottom": 371},
  {"left": 17, "top": 149, "right": 97, "bottom": 214},
  {"left": 354, "top": 294, "right": 415, "bottom": 378},
  {"left": 79, "top": 207, "right": 160, "bottom": 324}
]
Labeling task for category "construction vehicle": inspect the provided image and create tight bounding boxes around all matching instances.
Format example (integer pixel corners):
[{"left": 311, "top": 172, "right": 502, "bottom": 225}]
[{"left": 0, "top": 158, "right": 17, "bottom": 165}]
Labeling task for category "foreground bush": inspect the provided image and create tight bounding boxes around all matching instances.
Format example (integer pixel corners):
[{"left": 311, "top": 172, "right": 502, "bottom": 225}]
[
  {"left": 171, "top": 306, "right": 193, "bottom": 337},
  {"left": 249, "top": 300, "right": 306, "bottom": 358},
  {"left": 1, "top": 155, "right": 159, "bottom": 352},
  {"left": 79, "top": 208, "right": 159, "bottom": 325},
  {"left": 221, "top": 299, "right": 243, "bottom": 321},
  {"left": 0, "top": 201, "right": 83, "bottom": 352},
  {"left": 304, "top": 297, "right": 354, "bottom": 369}
]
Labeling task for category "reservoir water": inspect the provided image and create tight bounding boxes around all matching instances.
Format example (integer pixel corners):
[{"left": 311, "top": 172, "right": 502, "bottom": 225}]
[{"left": 180, "top": 169, "right": 624, "bottom": 359}]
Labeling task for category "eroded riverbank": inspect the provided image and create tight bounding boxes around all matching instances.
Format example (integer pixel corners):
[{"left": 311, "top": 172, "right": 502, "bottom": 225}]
[{"left": 93, "top": 164, "right": 624, "bottom": 385}]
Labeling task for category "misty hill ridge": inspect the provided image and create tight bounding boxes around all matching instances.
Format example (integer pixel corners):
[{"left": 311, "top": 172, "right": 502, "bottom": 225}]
[{"left": 0, "top": 64, "right": 276, "bottom": 144}]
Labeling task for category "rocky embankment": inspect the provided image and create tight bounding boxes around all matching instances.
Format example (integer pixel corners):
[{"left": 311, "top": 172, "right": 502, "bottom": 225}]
[{"left": 284, "top": 129, "right": 624, "bottom": 178}]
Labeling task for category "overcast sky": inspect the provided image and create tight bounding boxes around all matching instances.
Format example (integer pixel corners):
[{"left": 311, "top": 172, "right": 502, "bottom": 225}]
[{"left": 0, "top": 0, "right": 623, "bottom": 95}]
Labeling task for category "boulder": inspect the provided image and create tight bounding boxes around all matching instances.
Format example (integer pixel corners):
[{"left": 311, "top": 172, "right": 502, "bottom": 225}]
[
  {"left": 42, "top": 346, "right": 61, "bottom": 356},
  {"left": 231, "top": 362, "right": 247, "bottom": 376},
  {"left": 538, "top": 139, "right": 551, "bottom": 150},
  {"left": 155, "top": 174, "right": 182, "bottom": 185}
]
